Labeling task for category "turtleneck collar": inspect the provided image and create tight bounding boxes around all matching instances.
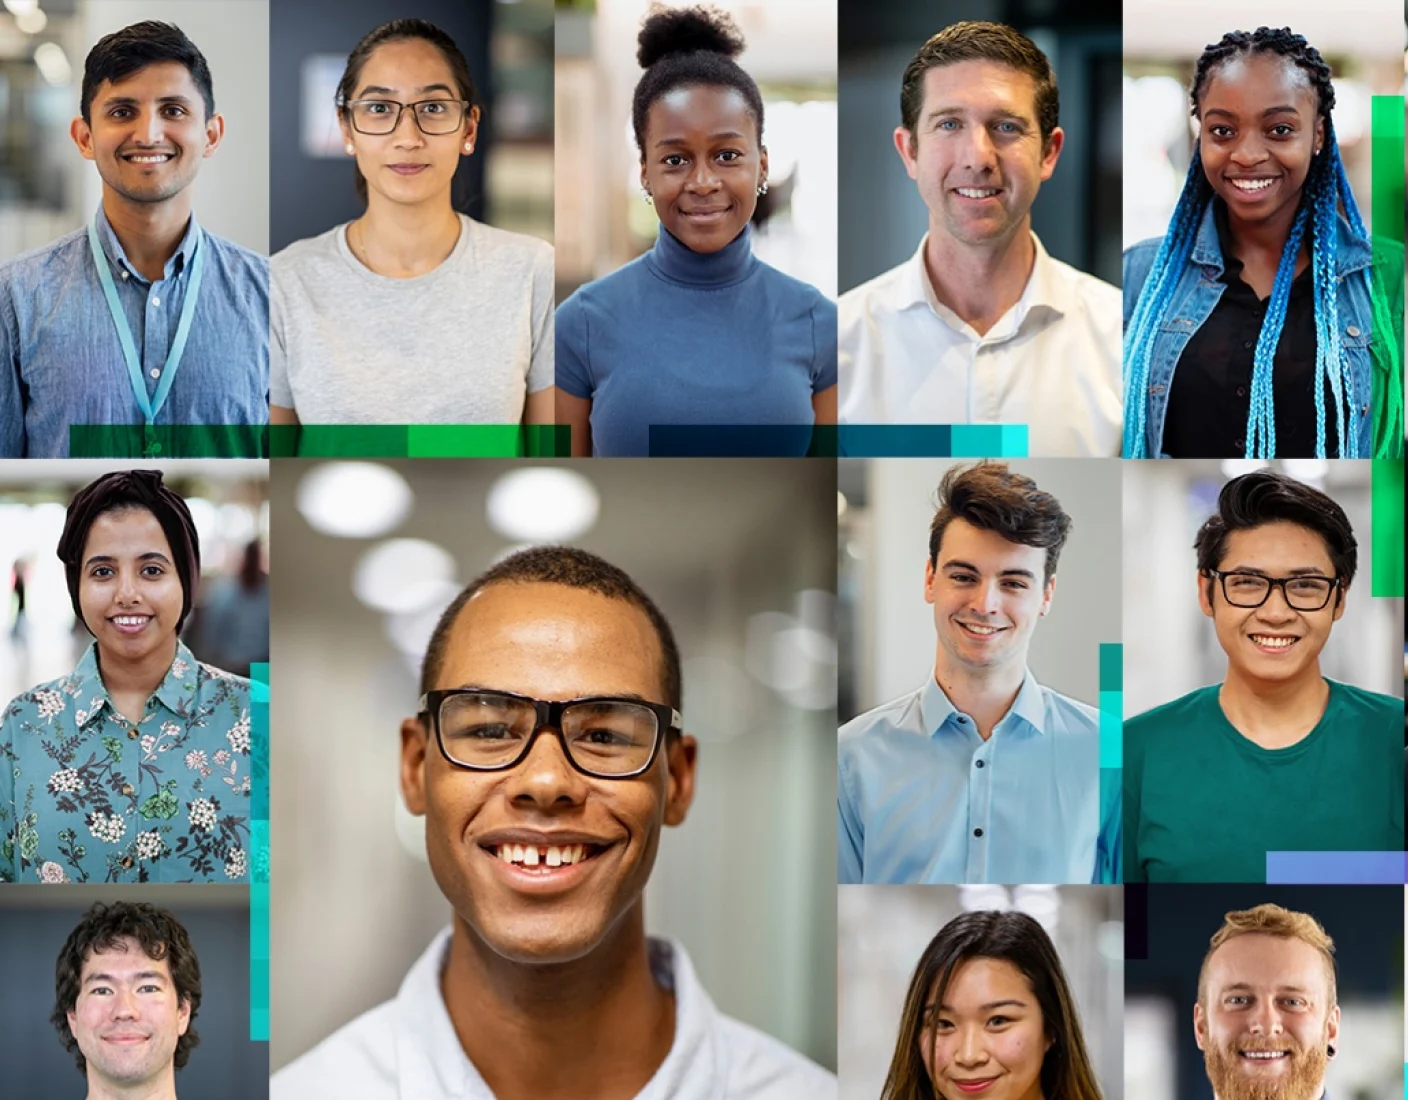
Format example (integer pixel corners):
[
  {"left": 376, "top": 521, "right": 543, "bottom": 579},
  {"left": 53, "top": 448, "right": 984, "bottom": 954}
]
[{"left": 645, "top": 223, "right": 757, "bottom": 288}]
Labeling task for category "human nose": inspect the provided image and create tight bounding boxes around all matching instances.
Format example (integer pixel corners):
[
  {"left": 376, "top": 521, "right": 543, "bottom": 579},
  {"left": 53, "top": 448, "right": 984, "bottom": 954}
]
[
  {"left": 967, "top": 578, "right": 1002, "bottom": 616},
  {"left": 392, "top": 104, "right": 426, "bottom": 144},
  {"left": 1247, "top": 999, "right": 1284, "bottom": 1036},
  {"left": 1254, "top": 582, "right": 1298, "bottom": 622},
  {"left": 961, "top": 124, "right": 998, "bottom": 173},
  {"left": 505, "top": 727, "right": 590, "bottom": 808},
  {"left": 135, "top": 110, "right": 166, "bottom": 146},
  {"left": 1228, "top": 133, "right": 1269, "bottom": 168},
  {"left": 686, "top": 156, "right": 721, "bottom": 192},
  {"left": 952, "top": 1024, "right": 989, "bottom": 1067},
  {"left": 109, "top": 988, "right": 139, "bottom": 1020},
  {"left": 115, "top": 568, "right": 139, "bottom": 605}
]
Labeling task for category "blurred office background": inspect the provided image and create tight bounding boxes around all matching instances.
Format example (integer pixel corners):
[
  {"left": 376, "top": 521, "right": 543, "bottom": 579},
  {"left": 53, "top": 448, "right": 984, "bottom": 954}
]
[
  {"left": 838, "top": 458, "right": 1121, "bottom": 723},
  {"left": 1128, "top": 884, "right": 1403, "bottom": 1100},
  {"left": 838, "top": 0, "right": 1121, "bottom": 293},
  {"left": 1123, "top": 1, "right": 1402, "bottom": 249},
  {"left": 0, "top": 885, "right": 264, "bottom": 1100},
  {"left": 555, "top": 0, "right": 837, "bottom": 299},
  {"left": 0, "top": 459, "right": 269, "bottom": 703},
  {"left": 268, "top": 458, "right": 837, "bottom": 1072},
  {"left": 270, "top": 0, "right": 552, "bottom": 252},
  {"left": 839, "top": 885, "right": 1124, "bottom": 1100},
  {"left": 0, "top": 0, "right": 268, "bottom": 260},
  {"left": 1122, "top": 460, "right": 1402, "bottom": 718}
]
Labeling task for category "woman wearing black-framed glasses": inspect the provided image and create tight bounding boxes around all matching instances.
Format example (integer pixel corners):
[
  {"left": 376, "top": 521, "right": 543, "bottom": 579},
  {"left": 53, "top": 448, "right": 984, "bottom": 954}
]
[{"left": 269, "top": 19, "right": 555, "bottom": 441}]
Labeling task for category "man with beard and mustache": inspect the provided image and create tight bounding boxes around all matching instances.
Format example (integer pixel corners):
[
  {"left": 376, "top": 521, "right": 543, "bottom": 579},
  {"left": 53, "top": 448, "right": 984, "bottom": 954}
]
[
  {"left": 0, "top": 21, "right": 267, "bottom": 457},
  {"left": 1195, "top": 903, "right": 1339, "bottom": 1100}
]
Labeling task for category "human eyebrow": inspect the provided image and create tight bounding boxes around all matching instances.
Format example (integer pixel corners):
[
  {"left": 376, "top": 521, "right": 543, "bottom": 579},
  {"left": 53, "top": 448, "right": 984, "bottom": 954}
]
[
  {"left": 416, "top": 83, "right": 455, "bottom": 96},
  {"left": 936, "top": 998, "right": 1029, "bottom": 1012},
  {"left": 83, "top": 551, "right": 173, "bottom": 568},
  {"left": 85, "top": 970, "right": 167, "bottom": 986},
  {"left": 1222, "top": 565, "right": 1329, "bottom": 577},
  {"left": 357, "top": 84, "right": 395, "bottom": 98},
  {"left": 941, "top": 559, "right": 1035, "bottom": 580},
  {"left": 450, "top": 684, "right": 655, "bottom": 705}
]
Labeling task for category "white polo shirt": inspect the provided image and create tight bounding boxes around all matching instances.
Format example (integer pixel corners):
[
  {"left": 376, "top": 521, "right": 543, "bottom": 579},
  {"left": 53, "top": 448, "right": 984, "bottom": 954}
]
[
  {"left": 271, "top": 929, "right": 836, "bottom": 1100},
  {"left": 838, "top": 233, "right": 1123, "bottom": 457}
]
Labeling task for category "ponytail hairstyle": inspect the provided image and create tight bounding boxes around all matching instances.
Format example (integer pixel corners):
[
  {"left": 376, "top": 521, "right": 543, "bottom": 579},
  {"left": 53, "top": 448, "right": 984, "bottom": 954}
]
[
  {"left": 631, "top": 4, "right": 770, "bottom": 225},
  {"left": 1122, "top": 27, "right": 1402, "bottom": 459}
]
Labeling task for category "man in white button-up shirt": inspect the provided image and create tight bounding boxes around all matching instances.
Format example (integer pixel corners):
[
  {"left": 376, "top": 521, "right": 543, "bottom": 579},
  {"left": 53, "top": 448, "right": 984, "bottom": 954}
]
[
  {"left": 271, "top": 546, "right": 835, "bottom": 1100},
  {"left": 839, "top": 22, "right": 1122, "bottom": 456}
]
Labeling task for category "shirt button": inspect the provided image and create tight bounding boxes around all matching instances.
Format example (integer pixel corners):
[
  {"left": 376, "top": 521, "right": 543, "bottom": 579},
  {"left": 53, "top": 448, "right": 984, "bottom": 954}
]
[
  {"left": 973, "top": 828, "right": 984, "bottom": 838},
  {"left": 120, "top": 270, "right": 129, "bottom": 280},
  {"left": 1346, "top": 325, "right": 1360, "bottom": 338},
  {"left": 1234, "top": 437, "right": 1245, "bottom": 451},
  {"left": 975, "top": 759, "right": 985, "bottom": 768},
  {"left": 1243, "top": 340, "right": 1253, "bottom": 350},
  {"left": 956, "top": 716, "right": 968, "bottom": 724},
  {"left": 150, "top": 368, "right": 161, "bottom": 379},
  {"left": 1235, "top": 386, "right": 1247, "bottom": 398},
  {"left": 151, "top": 297, "right": 161, "bottom": 307}
]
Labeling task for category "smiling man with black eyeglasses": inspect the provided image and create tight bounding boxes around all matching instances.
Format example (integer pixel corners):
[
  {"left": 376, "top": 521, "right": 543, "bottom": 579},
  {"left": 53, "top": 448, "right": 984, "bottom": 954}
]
[
  {"left": 271, "top": 545, "right": 835, "bottom": 1099},
  {"left": 1124, "top": 471, "right": 1403, "bottom": 883}
]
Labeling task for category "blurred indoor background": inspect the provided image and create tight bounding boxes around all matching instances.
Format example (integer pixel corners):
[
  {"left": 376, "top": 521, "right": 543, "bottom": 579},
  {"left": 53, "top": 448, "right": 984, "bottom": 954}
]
[
  {"left": 0, "top": 884, "right": 263, "bottom": 1099},
  {"left": 1127, "top": 884, "right": 1403, "bottom": 1100},
  {"left": 270, "top": 0, "right": 552, "bottom": 252},
  {"left": 268, "top": 458, "right": 838, "bottom": 1073},
  {"left": 0, "top": 0, "right": 269, "bottom": 260},
  {"left": 838, "top": 0, "right": 1122, "bottom": 293},
  {"left": 0, "top": 459, "right": 269, "bottom": 704},
  {"left": 554, "top": 0, "right": 837, "bottom": 299},
  {"left": 837, "top": 458, "right": 1121, "bottom": 723},
  {"left": 1122, "top": 460, "right": 1402, "bottom": 718},
  {"left": 839, "top": 884, "right": 1124, "bottom": 1100},
  {"left": 1123, "top": 1, "right": 1402, "bottom": 249}
]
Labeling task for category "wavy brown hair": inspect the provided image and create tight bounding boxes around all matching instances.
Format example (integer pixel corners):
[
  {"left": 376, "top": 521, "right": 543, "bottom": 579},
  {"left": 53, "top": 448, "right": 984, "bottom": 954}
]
[{"left": 881, "top": 911, "right": 1103, "bottom": 1100}]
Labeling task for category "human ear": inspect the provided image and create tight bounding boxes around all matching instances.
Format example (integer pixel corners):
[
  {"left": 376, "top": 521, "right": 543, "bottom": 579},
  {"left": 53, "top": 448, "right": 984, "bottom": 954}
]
[
  {"left": 399, "top": 716, "right": 430, "bottom": 816},
  {"left": 70, "top": 117, "right": 95, "bottom": 161},
  {"left": 892, "top": 125, "right": 920, "bottom": 180},
  {"left": 663, "top": 735, "right": 697, "bottom": 827}
]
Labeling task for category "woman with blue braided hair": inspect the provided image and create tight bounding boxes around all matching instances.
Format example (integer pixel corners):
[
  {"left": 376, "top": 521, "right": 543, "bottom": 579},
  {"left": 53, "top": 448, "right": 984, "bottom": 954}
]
[{"left": 1123, "top": 27, "right": 1403, "bottom": 459}]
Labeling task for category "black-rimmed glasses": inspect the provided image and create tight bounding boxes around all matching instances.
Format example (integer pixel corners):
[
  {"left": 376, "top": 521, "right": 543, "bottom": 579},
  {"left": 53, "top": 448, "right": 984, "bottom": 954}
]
[
  {"left": 342, "top": 98, "right": 469, "bottom": 135},
  {"left": 418, "top": 689, "right": 681, "bottom": 779},
  {"left": 1204, "top": 569, "right": 1342, "bottom": 611}
]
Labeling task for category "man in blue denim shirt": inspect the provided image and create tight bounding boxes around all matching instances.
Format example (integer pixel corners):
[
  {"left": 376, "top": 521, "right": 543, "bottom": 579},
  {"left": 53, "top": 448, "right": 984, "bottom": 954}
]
[{"left": 0, "top": 21, "right": 267, "bottom": 458}]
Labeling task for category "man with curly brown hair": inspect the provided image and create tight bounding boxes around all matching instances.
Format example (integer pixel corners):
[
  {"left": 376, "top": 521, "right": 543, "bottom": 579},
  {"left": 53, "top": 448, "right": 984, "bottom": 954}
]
[{"left": 52, "top": 900, "right": 201, "bottom": 1100}]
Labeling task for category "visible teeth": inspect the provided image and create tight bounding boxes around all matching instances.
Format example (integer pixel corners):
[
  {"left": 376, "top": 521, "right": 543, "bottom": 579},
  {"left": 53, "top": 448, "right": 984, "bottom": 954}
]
[
  {"left": 1242, "top": 1051, "right": 1288, "bottom": 1059},
  {"left": 127, "top": 155, "right": 170, "bottom": 163},
  {"left": 523, "top": 846, "right": 539, "bottom": 866},
  {"left": 962, "top": 623, "right": 999, "bottom": 635},
  {"left": 494, "top": 842, "right": 595, "bottom": 866},
  {"left": 545, "top": 847, "right": 562, "bottom": 867},
  {"left": 113, "top": 616, "right": 147, "bottom": 626},
  {"left": 956, "top": 188, "right": 1000, "bottom": 199},
  {"left": 1251, "top": 635, "right": 1296, "bottom": 648},
  {"left": 1230, "top": 178, "right": 1274, "bottom": 191}
]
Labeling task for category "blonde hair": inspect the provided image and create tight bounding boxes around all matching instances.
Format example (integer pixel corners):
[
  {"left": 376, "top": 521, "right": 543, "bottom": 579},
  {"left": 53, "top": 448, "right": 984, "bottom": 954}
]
[{"left": 1197, "top": 903, "right": 1337, "bottom": 1005}]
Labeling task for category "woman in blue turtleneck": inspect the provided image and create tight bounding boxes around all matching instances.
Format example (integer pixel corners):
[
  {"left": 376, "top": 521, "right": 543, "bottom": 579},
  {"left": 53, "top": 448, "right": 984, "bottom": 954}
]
[{"left": 554, "top": 5, "right": 838, "bottom": 457}]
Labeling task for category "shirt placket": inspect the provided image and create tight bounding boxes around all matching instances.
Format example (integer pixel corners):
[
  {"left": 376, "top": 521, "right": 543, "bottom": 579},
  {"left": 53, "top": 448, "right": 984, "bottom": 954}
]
[{"left": 963, "top": 718, "right": 991, "bottom": 882}]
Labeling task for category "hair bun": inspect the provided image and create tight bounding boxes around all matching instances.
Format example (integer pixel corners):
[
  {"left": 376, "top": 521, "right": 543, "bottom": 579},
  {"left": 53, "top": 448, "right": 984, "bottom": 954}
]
[{"left": 637, "top": 4, "right": 745, "bottom": 69}]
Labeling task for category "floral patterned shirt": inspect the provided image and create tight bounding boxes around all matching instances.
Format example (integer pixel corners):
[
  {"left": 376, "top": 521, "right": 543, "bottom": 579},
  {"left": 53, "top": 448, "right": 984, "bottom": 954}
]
[{"left": 0, "top": 641, "right": 251, "bottom": 884}]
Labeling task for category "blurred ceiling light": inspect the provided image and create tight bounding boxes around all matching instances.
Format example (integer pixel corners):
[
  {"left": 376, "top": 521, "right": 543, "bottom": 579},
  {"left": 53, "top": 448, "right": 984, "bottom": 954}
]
[
  {"left": 15, "top": 6, "right": 46, "bottom": 33},
  {"left": 795, "top": 588, "right": 836, "bottom": 636},
  {"left": 836, "top": 491, "right": 848, "bottom": 518},
  {"left": 33, "top": 41, "right": 69, "bottom": 86},
  {"left": 185, "top": 498, "right": 218, "bottom": 559},
  {"left": 486, "top": 467, "right": 598, "bottom": 542},
  {"left": 1219, "top": 459, "right": 1269, "bottom": 480},
  {"left": 959, "top": 885, "right": 1010, "bottom": 911},
  {"left": 297, "top": 462, "right": 413, "bottom": 538},
  {"left": 218, "top": 503, "right": 255, "bottom": 546},
  {"left": 1281, "top": 459, "right": 1329, "bottom": 483},
  {"left": 1097, "top": 921, "right": 1124, "bottom": 962},
  {"left": 353, "top": 539, "right": 457, "bottom": 614},
  {"left": 3, "top": 0, "right": 38, "bottom": 15}
]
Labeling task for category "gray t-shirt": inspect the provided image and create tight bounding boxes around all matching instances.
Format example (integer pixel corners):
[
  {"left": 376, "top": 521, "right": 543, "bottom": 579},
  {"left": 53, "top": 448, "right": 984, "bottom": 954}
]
[{"left": 271, "top": 215, "right": 554, "bottom": 423}]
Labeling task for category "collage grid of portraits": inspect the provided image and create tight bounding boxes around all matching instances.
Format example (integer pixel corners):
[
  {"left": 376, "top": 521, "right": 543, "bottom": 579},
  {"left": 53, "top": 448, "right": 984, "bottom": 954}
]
[{"left": 0, "top": 1, "right": 1406, "bottom": 1099}]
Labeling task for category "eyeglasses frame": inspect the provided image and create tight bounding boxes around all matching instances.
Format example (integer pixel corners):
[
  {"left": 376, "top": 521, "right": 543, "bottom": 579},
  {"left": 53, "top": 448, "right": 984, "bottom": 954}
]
[
  {"left": 417, "top": 688, "right": 682, "bottom": 780},
  {"left": 340, "top": 97, "right": 472, "bottom": 136},
  {"left": 1203, "top": 569, "right": 1343, "bottom": 611}
]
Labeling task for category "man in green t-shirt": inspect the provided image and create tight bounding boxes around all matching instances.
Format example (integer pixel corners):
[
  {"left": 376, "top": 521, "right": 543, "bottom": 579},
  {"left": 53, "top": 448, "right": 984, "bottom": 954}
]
[{"left": 1125, "top": 471, "right": 1404, "bottom": 882}]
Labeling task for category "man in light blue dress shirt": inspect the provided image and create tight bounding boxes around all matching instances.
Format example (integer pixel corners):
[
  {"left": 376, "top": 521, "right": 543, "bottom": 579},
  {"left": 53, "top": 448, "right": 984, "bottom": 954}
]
[
  {"left": 838, "top": 462, "right": 1116, "bottom": 884},
  {"left": 0, "top": 21, "right": 267, "bottom": 458}
]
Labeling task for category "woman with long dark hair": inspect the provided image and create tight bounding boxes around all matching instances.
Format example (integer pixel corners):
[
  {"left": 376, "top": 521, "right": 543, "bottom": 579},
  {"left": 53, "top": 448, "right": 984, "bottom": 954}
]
[
  {"left": 882, "top": 911, "right": 1104, "bottom": 1100},
  {"left": 1123, "top": 27, "right": 1402, "bottom": 459}
]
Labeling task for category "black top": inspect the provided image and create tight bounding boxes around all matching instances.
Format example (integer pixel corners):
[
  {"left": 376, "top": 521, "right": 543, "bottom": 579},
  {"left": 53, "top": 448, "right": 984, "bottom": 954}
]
[{"left": 1164, "top": 200, "right": 1337, "bottom": 458}]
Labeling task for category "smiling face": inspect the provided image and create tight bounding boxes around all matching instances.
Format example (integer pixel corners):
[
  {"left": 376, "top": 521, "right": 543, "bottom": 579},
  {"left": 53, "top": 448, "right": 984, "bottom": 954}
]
[
  {"left": 895, "top": 60, "right": 1062, "bottom": 250},
  {"left": 921, "top": 957, "right": 1049, "bottom": 1100},
  {"left": 341, "top": 37, "right": 478, "bottom": 211},
  {"left": 925, "top": 518, "right": 1053, "bottom": 678},
  {"left": 640, "top": 84, "right": 767, "bottom": 254},
  {"left": 1198, "top": 521, "right": 1344, "bottom": 689},
  {"left": 400, "top": 582, "right": 696, "bottom": 965},
  {"left": 1197, "top": 52, "right": 1324, "bottom": 230},
  {"left": 1196, "top": 934, "right": 1338, "bottom": 1100},
  {"left": 67, "top": 936, "right": 191, "bottom": 1093},
  {"left": 70, "top": 61, "right": 221, "bottom": 207},
  {"left": 78, "top": 507, "right": 183, "bottom": 666}
]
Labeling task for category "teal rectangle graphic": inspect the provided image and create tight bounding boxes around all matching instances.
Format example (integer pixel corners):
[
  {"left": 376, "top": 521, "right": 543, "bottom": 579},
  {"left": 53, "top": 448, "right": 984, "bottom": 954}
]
[
  {"left": 831, "top": 424, "right": 1029, "bottom": 457},
  {"left": 1098, "top": 644, "right": 1122, "bottom": 768},
  {"left": 250, "top": 663, "right": 269, "bottom": 1041}
]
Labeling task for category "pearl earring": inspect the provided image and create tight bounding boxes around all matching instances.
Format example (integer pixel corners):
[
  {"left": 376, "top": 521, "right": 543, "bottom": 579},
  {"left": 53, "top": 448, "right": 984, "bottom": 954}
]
[
  {"left": 464, "top": 142, "right": 473, "bottom": 153},
  {"left": 642, "top": 187, "right": 654, "bottom": 206},
  {"left": 345, "top": 143, "right": 355, "bottom": 156},
  {"left": 757, "top": 180, "right": 769, "bottom": 196}
]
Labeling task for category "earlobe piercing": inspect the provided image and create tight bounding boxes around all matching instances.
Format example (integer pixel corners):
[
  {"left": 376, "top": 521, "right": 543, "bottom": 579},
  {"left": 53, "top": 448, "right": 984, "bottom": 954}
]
[
  {"left": 464, "top": 142, "right": 473, "bottom": 153},
  {"left": 642, "top": 187, "right": 654, "bottom": 206},
  {"left": 345, "top": 142, "right": 355, "bottom": 156},
  {"left": 757, "top": 180, "right": 769, "bottom": 196}
]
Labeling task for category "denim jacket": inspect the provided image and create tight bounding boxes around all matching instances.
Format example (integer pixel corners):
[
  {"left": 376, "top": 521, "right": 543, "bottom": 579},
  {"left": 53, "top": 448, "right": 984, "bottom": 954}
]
[{"left": 1123, "top": 201, "right": 1380, "bottom": 457}]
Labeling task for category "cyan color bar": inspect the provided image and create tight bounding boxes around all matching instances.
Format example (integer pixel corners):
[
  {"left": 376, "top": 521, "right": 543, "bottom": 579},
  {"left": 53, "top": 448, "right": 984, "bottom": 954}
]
[
  {"left": 1265, "top": 850, "right": 1406, "bottom": 884},
  {"left": 1098, "top": 643, "right": 1122, "bottom": 768},
  {"left": 832, "top": 424, "right": 1029, "bottom": 457},
  {"left": 250, "top": 663, "right": 269, "bottom": 1042}
]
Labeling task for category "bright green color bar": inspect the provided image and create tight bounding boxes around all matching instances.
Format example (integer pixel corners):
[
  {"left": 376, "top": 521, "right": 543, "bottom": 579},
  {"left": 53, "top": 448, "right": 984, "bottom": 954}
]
[
  {"left": 1371, "top": 460, "right": 1404, "bottom": 597},
  {"left": 250, "top": 663, "right": 269, "bottom": 1041},
  {"left": 69, "top": 425, "right": 265, "bottom": 458},
  {"left": 269, "top": 424, "right": 570, "bottom": 457},
  {"left": 1371, "top": 96, "right": 1405, "bottom": 457}
]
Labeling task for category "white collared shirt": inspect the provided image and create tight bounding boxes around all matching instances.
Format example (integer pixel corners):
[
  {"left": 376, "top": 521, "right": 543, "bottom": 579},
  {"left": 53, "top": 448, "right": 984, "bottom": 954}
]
[
  {"left": 270, "top": 929, "right": 836, "bottom": 1100},
  {"left": 838, "top": 233, "right": 1123, "bottom": 456}
]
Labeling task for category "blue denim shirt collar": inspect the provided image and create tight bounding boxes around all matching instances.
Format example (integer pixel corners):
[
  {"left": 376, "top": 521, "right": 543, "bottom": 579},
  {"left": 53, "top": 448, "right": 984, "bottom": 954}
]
[
  {"left": 93, "top": 203, "right": 201, "bottom": 283},
  {"left": 919, "top": 668, "right": 1048, "bottom": 737},
  {"left": 71, "top": 640, "right": 202, "bottom": 727},
  {"left": 1187, "top": 198, "right": 1373, "bottom": 280}
]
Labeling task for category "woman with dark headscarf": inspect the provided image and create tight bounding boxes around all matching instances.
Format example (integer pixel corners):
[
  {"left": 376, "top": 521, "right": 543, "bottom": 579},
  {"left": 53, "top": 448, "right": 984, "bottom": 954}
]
[{"left": 0, "top": 470, "right": 252, "bottom": 884}]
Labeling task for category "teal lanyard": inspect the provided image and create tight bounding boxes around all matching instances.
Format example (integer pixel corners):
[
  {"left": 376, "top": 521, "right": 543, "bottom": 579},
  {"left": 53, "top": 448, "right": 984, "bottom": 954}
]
[{"left": 87, "top": 218, "right": 206, "bottom": 425}]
